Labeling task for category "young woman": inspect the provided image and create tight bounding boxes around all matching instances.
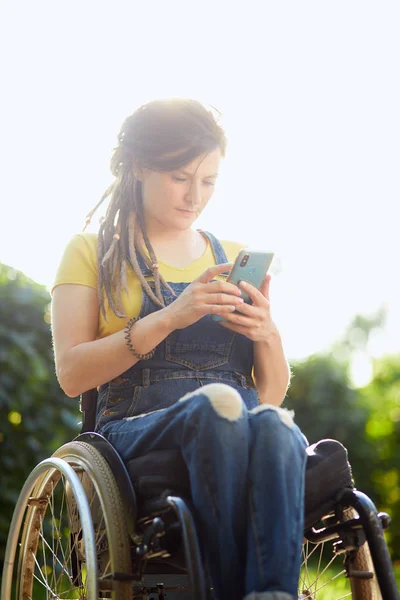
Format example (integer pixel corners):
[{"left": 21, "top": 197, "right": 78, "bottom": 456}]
[{"left": 51, "top": 98, "right": 307, "bottom": 600}]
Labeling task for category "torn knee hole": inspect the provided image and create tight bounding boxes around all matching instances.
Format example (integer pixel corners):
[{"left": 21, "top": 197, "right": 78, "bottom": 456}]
[
  {"left": 179, "top": 383, "right": 244, "bottom": 421},
  {"left": 250, "top": 404, "right": 295, "bottom": 428}
]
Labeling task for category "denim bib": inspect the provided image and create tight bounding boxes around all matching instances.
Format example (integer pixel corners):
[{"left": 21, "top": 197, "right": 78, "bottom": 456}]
[{"left": 96, "top": 231, "right": 259, "bottom": 430}]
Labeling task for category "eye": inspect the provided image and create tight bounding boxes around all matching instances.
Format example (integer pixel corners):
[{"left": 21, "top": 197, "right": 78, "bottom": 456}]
[
  {"left": 203, "top": 181, "right": 215, "bottom": 187},
  {"left": 172, "top": 176, "right": 187, "bottom": 182}
]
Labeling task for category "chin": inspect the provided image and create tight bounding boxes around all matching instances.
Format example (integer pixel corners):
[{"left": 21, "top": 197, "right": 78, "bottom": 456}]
[
  {"left": 172, "top": 216, "right": 198, "bottom": 230},
  {"left": 174, "top": 221, "right": 196, "bottom": 231}
]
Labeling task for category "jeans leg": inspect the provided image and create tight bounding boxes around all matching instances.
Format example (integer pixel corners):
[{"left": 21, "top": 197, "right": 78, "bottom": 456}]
[
  {"left": 179, "top": 384, "right": 251, "bottom": 600},
  {"left": 101, "top": 383, "right": 250, "bottom": 600},
  {"left": 245, "top": 405, "right": 307, "bottom": 598}
]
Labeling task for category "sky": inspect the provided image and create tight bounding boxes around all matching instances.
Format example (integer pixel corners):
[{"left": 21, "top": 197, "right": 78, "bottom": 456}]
[{"left": 0, "top": 1, "right": 399, "bottom": 370}]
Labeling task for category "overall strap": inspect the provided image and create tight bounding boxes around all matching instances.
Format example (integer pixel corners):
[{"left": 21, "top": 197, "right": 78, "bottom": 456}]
[{"left": 200, "top": 230, "right": 229, "bottom": 265}]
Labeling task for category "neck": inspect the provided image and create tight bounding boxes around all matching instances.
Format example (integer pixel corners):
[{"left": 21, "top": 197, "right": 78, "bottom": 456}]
[
  {"left": 144, "top": 217, "right": 197, "bottom": 246},
  {"left": 138, "top": 217, "right": 206, "bottom": 268}
]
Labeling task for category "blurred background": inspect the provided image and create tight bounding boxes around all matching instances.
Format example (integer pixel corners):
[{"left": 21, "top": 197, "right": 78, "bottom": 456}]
[{"left": 0, "top": 0, "right": 399, "bottom": 587}]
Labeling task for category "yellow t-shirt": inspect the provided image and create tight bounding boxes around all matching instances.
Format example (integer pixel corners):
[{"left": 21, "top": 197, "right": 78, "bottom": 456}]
[{"left": 52, "top": 233, "right": 245, "bottom": 340}]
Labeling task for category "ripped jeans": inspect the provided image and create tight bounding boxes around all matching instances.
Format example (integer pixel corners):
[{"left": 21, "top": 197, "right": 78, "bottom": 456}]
[{"left": 100, "top": 383, "right": 308, "bottom": 600}]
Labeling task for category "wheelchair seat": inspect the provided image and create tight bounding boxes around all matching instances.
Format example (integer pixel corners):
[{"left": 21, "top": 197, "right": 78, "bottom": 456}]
[
  {"left": 127, "top": 449, "right": 191, "bottom": 501},
  {"left": 125, "top": 438, "right": 354, "bottom": 532}
]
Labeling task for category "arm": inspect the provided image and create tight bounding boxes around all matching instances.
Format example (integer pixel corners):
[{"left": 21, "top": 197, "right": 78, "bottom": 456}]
[
  {"left": 253, "top": 332, "right": 291, "bottom": 406},
  {"left": 218, "top": 275, "right": 291, "bottom": 406},
  {"left": 51, "top": 284, "right": 174, "bottom": 397},
  {"left": 52, "top": 264, "right": 244, "bottom": 398}
]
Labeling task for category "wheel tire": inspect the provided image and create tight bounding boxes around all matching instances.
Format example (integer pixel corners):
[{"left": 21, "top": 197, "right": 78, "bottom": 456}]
[
  {"left": 2, "top": 441, "right": 132, "bottom": 600},
  {"left": 53, "top": 441, "right": 133, "bottom": 599},
  {"left": 347, "top": 508, "right": 382, "bottom": 600}
]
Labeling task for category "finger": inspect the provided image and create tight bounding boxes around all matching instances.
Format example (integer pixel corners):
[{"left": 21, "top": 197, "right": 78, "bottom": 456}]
[
  {"left": 222, "top": 310, "right": 254, "bottom": 327},
  {"left": 206, "top": 279, "right": 243, "bottom": 296},
  {"left": 219, "top": 320, "right": 250, "bottom": 336},
  {"left": 204, "top": 292, "right": 245, "bottom": 306},
  {"left": 259, "top": 274, "right": 271, "bottom": 300},
  {"left": 239, "top": 280, "right": 270, "bottom": 306},
  {"left": 207, "top": 304, "right": 238, "bottom": 315},
  {"left": 231, "top": 301, "right": 259, "bottom": 317},
  {"left": 196, "top": 263, "right": 232, "bottom": 284}
]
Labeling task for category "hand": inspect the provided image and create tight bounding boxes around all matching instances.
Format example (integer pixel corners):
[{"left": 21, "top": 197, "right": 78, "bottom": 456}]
[
  {"left": 218, "top": 274, "right": 280, "bottom": 342},
  {"left": 163, "top": 263, "right": 245, "bottom": 330}
]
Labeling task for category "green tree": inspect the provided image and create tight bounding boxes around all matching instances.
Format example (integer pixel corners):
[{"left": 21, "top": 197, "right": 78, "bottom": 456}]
[
  {"left": 360, "top": 355, "right": 400, "bottom": 560},
  {"left": 0, "top": 264, "right": 80, "bottom": 566},
  {"left": 287, "top": 346, "right": 400, "bottom": 560},
  {"left": 287, "top": 353, "right": 373, "bottom": 484}
]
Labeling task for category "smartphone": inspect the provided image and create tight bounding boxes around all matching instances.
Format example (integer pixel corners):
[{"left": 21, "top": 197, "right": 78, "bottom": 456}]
[{"left": 212, "top": 249, "right": 275, "bottom": 322}]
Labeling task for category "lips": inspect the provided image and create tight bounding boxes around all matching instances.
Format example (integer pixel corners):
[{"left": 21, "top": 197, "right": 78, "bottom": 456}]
[{"left": 177, "top": 208, "right": 196, "bottom": 215}]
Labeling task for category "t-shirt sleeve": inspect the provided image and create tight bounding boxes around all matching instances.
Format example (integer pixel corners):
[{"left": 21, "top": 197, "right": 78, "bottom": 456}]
[{"left": 51, "top": 233, "right": 98, "bottom": 294}]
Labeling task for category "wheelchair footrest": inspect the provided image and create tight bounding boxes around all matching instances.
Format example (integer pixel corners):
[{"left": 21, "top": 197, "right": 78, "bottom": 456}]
[{"left": 346, "top": 568, "right": 374, "bottom": 580}]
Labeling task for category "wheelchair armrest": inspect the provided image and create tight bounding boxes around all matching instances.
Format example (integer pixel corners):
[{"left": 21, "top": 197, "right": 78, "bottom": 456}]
[{"left": 304, "top": 439, "right": 354, "bottom": 530}]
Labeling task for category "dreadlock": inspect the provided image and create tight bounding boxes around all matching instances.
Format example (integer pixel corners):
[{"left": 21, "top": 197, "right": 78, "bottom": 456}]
[{"left": 84, "top": 98, "right": 227, "bottom": 319}]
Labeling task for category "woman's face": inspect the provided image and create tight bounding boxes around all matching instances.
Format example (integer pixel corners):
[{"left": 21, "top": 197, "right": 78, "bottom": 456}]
[{"left": 138, "top": 148, "right": 221, "bottom": 232}]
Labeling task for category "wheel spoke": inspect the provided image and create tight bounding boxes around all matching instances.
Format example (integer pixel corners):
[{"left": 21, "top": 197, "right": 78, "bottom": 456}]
[
  {"left": 299, "top": 538, "right": 351, "bottom": 599},
  {"left": 47, "top": 480, "right": 67, "bottom": 569},
  {"left": 311, "top": 570, "right": 350, "bottom": 597},
  {"left": 39, "top": 531, "right": 73, "bottom": 581},
  {"left": 32, "top": 550, "right": 58, "bottom": 595}
]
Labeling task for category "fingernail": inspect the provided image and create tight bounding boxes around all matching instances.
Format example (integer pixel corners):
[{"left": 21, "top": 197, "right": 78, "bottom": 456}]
[
  {"left": 237, "top": 297, "right": 244, "bottom": 303},
  {"left": 229, "top": 305, "right": 236, "bottom": 311},
  {"left": 240, "top": 281, "right": 247, "bottom": 287}
]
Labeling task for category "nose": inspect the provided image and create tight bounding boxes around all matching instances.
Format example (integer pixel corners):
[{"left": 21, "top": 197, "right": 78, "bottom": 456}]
[{"left": 185, "top": 181, "right": 202, "bottom": 209}]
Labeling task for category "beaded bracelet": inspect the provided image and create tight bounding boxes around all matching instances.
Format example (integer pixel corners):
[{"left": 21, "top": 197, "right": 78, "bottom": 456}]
[{"left": 124, "top": 317, "right": 156, "bottom": 360}]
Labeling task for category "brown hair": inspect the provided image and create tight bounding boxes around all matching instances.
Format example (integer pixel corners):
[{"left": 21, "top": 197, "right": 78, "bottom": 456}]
[{"left": 85, "top": 98, "right": 227, "bottom": 319}]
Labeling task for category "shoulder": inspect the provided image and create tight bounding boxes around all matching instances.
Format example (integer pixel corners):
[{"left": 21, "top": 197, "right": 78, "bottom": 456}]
[
  {"left": 65, "top": 232, "right": 98, "bottom": 255},
  {"left": 60, "top": 233, "right": 98, "bottom": 268},
  {"left": 52, "top": 233, "right": 99, "bottom": 293},
  {"left": 219, "top": 239, "right": 247, "bottom": 263}
]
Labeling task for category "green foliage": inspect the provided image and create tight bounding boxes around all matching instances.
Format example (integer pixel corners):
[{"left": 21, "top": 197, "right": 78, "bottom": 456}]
[
  {"left": 287, "top": 354, "right": 375, "bottom": 485},
  {"left": 0, "top": 264, "right": 80, "bottom": 565},
  {"left": 287, "top": 350, "right": 400, "bottom": 560},
  {"left": 360, "top": 356, "right": 400, "bottom": 560}
]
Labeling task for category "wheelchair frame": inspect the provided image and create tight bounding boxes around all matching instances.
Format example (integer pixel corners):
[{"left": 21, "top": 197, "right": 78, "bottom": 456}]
[
  {"left": 2, "top": 389, "right": 399, "bottom": 600},
  {"left": 76, "top": 430, "right": 399, "bottom": 600},
  {"left": 78, "top": 389, "right": 399, "bottom": 599}
]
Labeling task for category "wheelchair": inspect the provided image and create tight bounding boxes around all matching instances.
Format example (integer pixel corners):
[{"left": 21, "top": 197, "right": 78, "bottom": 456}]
[{"left": 2, "top": 389, "right": 399, "bottom": 600}]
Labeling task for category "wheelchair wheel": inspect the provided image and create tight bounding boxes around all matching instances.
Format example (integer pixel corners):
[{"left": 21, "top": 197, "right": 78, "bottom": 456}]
[
  {"left": 1, "top": 441, "right": 132, "bottom": 600},
  {"left": 299, "top": 508, "right": 382, "bottom": 599}
]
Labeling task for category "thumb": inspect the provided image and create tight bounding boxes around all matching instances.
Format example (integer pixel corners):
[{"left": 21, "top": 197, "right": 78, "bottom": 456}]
[{"left": 197, "top": 262, "right": 233, "bottom": 284}]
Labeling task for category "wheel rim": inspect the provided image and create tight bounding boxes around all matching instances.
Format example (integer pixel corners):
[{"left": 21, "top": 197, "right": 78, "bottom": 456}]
[
  {"left": 16, "top": 461, "right": 119, "bottom": 599},
  {"left": 17, "top": 468, "right": 89, "bottom": 599}
]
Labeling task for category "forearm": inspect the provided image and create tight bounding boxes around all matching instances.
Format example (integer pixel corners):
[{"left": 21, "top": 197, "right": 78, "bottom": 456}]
[
  {"left": 253, "top": 332, "right": 291, "bottom": 406},
  {"left": 56, "top": 309, "right": 174, "bottom": 397}
]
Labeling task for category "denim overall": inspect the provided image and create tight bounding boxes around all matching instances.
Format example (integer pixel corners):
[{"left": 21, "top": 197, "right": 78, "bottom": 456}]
[
  {"left": 96, "top": 231, "right": 259, "bottom": 430},
  {"left": 99, "top": 231, "right": 307, "bottom": 600}
]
